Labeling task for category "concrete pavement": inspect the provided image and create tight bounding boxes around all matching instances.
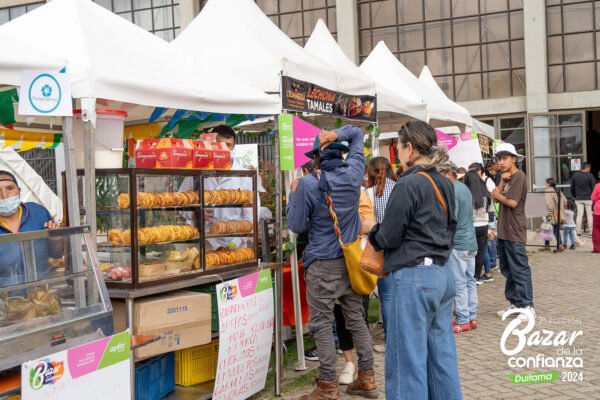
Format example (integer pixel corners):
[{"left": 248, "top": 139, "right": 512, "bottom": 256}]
[{"left": 290, "top": 239, "right": 600, "bottom": 399}]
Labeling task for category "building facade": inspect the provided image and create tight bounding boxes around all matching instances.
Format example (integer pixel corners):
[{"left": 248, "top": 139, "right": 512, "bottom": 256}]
[{"left": 2, "top": 0, "right": 599, "bottom": 188}]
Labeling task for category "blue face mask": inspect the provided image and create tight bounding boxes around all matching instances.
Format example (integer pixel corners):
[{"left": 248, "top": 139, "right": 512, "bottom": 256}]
[{"left": 0, "top": 195, "right": 21, "bottom": 217}]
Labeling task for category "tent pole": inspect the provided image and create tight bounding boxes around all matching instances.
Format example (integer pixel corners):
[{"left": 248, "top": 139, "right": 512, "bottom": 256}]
[
  {"left": 62, "top": 113, "right": 85, "bottom": 309},
  {"left": 284, "top": 170, "right": 306, "bottom": 371},
  {"left": 273, "top": 115, "right": 283, "bottom": 396},
  {"left": 83, "top": 118, "right": 97, "bottom": 243}
]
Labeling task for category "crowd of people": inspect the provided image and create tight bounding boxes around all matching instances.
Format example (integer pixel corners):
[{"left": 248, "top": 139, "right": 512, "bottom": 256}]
[{"left": 287, "top": 121, "right": 600, "bottom": 399}]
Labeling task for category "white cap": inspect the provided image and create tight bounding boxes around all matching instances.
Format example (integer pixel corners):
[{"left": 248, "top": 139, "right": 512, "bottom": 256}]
[{"left": 495, "top": 143, "right": 524, "bottom": 161}]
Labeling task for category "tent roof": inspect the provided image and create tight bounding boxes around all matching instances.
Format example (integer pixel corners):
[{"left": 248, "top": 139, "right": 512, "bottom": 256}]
[
  {"left": 172, "top": 0, "right": 374, "bottom": 97},
  {"left": 0, "top": 0, "right": 279, "bottom": 115},
  {"left": 360, "top": 42, "right": 471, "bottom": 126},
  {"left": 418, "top": 66, "right": 472, "bottom": 126},
  {"left": 304, "top": 19, "right": 425, "bottom": 121}
]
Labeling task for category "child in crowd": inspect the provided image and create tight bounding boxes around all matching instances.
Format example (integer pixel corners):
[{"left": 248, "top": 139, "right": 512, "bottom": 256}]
[
  {"left": 540, "top": 216, "right": 555, "bottom": 245},
  {"left": 563, "top": 199, "right": 577, "bottom": 250}
]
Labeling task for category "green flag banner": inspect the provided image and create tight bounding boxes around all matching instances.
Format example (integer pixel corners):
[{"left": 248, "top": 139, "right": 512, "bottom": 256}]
[{"left": 0, "top": 88, "right": 19, "bottom": 128}]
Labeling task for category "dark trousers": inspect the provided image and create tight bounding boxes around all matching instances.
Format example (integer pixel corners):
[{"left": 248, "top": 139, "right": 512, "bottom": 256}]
[
  {"left": 334, "top": 296, "right": 370, "bottom": 352},
  {"left": 474, "top": 225, "right": 488, "bottom": 279},
  {"left": 498, "top": 239, "right": 534, "bottom": 308}
]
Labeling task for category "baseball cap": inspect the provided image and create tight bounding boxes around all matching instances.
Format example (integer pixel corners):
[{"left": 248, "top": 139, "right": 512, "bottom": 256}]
[{"left": 495, "top": 143, "right": 524, "bottom": 161}]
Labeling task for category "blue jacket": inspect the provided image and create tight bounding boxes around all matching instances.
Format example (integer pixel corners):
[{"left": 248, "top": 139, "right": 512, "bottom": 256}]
[
  {"left": 286, "top": 125, "right": 364, "bottom": 268},
  {"left": 0, "top": 202, "right": 59, "bottom": 287}
]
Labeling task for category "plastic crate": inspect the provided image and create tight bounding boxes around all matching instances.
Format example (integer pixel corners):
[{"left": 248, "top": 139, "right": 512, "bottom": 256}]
[
  {"left": 192, "top": 286, "right": 219, "bottom": 331},
  {"left": 135, "top": 352, "right": 175, "bottom": 400},
  {"left": 175, "top": 339, "right": 219, "bottom": 386}
]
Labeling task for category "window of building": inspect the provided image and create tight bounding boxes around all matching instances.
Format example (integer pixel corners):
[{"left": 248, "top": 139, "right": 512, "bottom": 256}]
[
  {"left": 499, "top": 115, "right": 527, "bottom": 174},
  {"left": 93, "top": 0, "right": 180, "bottom": 41},
  {"left": 0, "top": 2, "right": 44, "bottom": 25},
  {"left": 546, "top": 1, "right": 599, "bottom": 93},
  {"left": 530, "top": 112, "right": 585, "bottom": 191},
  {"left": 358, "top": 0, "right": 526, "bottom": 102},
  {"left": 20, "top": 148, "right": 58, "bottom": 195},
  {"left": 199, "top": 0, "right": 336, "bottom": 45}
]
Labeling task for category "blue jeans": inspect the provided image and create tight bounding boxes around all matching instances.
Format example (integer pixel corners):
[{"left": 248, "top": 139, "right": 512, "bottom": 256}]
[
  {"left": 563, "top": 227, "right": 575, "bottom": 246},
  {"left": 497, "top": 239, "right": 534, "bottom": 308},
  {"left": 487, "top": 237, "right": 497, "bottom": 268},
  {"left": 377, "top": 275, "right": 392, "bottom": 338},
  {"left": 447, "top": 249, "right": 478, "bottom": 325},
  {"left": 385, "top": 265, "right": 462, "bottom": 400},
  {"left": 484, "top": 243, "right": 491, "bottom": 273}
]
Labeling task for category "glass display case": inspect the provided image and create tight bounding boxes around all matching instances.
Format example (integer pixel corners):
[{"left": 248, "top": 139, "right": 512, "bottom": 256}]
[
  {"left": 0, "top": 226, "right": 114, "bottom": 370},
  {"left": 69, "top": 169, "right": 259, "bottom": 289}
]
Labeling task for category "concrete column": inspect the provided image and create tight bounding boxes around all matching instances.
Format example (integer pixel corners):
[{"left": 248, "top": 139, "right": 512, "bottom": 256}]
[
  {"left": 523, "top": 0, "right": 549, "bottom": 112},
  {"left": 179, "top": 0, "right": 200, "bottom": 32},
  {"left": 336, "top": 0, "right": 359, "bottom": 64}
]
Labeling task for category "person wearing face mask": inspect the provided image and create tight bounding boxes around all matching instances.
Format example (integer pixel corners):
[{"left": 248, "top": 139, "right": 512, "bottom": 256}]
[{"left": 0, "top": 170, "right": 62, "bottom": 287}]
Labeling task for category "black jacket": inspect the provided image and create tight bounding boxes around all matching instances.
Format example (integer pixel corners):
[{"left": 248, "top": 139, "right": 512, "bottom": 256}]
[
  {"left": 570, "top": 171, "right": 595, "bottom": 200},
  {"left": 369, "top": 165, "right": 457, "bottom": 273}
]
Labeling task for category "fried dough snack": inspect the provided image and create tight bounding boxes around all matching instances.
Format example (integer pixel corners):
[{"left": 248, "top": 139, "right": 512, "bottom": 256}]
[
  {"left": 204, "top": 247, "right": 255, "bottom": 268},
  {"left": 204, "top": 190, "right": 253, "bottom": 205},
  {"left": 117, "top": 191, "right": 200, "bottom": 209},
  {"left": 109, "top": 224, "right": 199, "bottom": 245},
  {"left": 209, "top": 220, "right": 253, "bottom": 235}
]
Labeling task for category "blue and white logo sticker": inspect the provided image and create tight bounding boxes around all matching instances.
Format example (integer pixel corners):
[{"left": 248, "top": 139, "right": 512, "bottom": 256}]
[{"left": 28, "top": 73, "right": 62, "bottom": 114}]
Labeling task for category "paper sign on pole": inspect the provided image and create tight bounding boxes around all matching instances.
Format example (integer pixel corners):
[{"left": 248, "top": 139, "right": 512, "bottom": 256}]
[
  {"left": 21, "top": 331, "right": 130, "bottom": 400},
  {"left": 213, "top": 270, "right": 274, "bottom": 400},
  {"left": 278, "top": 114, "right": 321, "bottom": 171},
  {"left": 448, "top": 139, "right": 484, "bottom": 169},
  {"left": 19, "top": 70, "right": 72, "bottom": 117}
]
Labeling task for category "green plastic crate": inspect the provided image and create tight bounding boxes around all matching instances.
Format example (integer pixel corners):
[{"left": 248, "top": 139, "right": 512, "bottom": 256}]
[{"left": 192, "top": 286, "right": 219, "bottom": 332}]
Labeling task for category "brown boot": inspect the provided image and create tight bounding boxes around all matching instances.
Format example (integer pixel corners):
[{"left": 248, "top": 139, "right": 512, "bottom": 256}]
[
  {"left": 298, "top": 377, "right": 340, "bottom": 400},
  {"left": 346, "top": 369, "right": 378, "bottom": 398}
]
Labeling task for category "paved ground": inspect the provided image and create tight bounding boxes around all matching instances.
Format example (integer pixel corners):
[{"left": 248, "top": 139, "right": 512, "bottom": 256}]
[{"left": 289, "top": 236, "right": 600, "bottom": 399}]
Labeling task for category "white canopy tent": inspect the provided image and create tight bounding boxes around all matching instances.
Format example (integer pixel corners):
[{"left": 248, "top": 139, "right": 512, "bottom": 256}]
[
  {"left": 304, "top": 19, "right": 426, "bottom": 122},
  {"left": 172, "top": 0, "right": 374, "bottom": 97},
  {"left": 0, "top": 0, "right": 280, "bottom": 116},
  {"left": 419, "top": 66, "right": 494, "bottom": 138},
  {"left": 360, "top": 41, "right": 472, "bottom": 127}
]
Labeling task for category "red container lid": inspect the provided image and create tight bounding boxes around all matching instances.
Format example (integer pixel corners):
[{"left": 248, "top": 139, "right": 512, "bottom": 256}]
[{"left": 73, "top": 109, "right": 128, "bottom": 117}]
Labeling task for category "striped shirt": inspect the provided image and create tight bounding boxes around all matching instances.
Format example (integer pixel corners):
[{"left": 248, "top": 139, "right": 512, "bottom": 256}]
[{"left": 370, "top": 178, "right": 396, "bottom": 224}]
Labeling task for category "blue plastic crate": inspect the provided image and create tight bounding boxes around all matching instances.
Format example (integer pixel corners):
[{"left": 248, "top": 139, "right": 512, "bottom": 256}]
[{"left": 135, "top": 352, "right": 175, "bottom": 400}]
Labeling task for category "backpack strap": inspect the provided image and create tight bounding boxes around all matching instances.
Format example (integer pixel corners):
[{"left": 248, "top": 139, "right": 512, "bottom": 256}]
[
  {"left": 315, "top": 170, "right": 344, "bottom": 246},
  {"left": 416, "top": 171, "right": 448, "bottom": 217}
]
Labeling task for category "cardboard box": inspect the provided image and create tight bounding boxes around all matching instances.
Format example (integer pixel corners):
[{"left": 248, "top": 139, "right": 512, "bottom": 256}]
[
  {"left": 211, "top": 142, "right": 232, "bottom": 170},
  {"left": 192, "top": 140, "right": 214, "bottom": 169},
  {"left": 135, "top": 138, "right": 193, "bottom": 169},
  {"left": 112, "top": 291, "right": 211, "bottom": 360}
]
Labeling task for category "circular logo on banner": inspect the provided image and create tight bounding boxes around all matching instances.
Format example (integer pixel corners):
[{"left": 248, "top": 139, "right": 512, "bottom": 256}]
[{"left": 28, "top": 73, "right": 62, "bottom": 114}]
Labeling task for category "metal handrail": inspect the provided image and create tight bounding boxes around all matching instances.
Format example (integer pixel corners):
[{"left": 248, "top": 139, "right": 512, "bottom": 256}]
[{"left": 0, "top": 225, "right": 90, "bottom": 244}]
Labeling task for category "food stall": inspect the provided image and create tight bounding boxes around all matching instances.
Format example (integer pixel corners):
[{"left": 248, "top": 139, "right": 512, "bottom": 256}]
[{"left": 0, "top": 0, "right": 282, "bottom": 398}]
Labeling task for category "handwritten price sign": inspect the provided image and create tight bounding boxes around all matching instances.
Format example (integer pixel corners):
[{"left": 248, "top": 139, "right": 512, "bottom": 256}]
[{"left": 213, "top": 270, "right": 274, "bottom": 400}]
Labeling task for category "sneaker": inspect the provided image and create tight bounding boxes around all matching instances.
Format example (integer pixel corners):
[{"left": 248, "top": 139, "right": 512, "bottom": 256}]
[
  {"left": 490, "top": 265, "right": 499, "bottom": 271},
  {"left": 304, "top": 347, "right": 319, "bottom": 362},
  {"left": 452, "top": 321, "right": 471, "bottom": 333},
  {"left": 373, "top": 344, "right": 386, "bottom": 354},
  {"left": 475, "top": 278, "right": 483, "bottom": 286},
  {"left": 470, "top": 320, "right": 478, "bottom": 329},
  {"left": 517, "top": 306, "right": 536, "bottom": 322},
  {"left": 481, "top": 273, "right": 494, "bottom": 283},
  {"left": 338, "top": 362, "right": 357, "bottom": 385},
  {"left": 336, "top": 347, "right": 343, "bottom": 355},
  {"left": 569, "top": 244, "right": 576, "bottom": 250},
  {"left": 497, "top": 303, "right": 518, "bottom": 317}
]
